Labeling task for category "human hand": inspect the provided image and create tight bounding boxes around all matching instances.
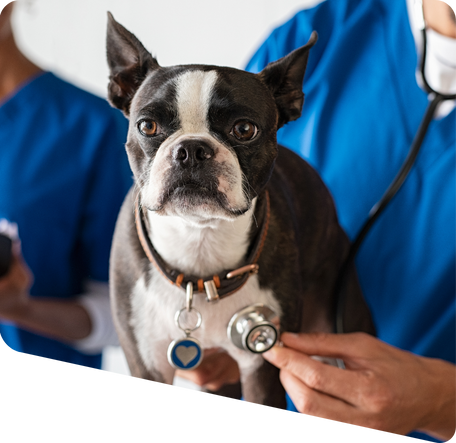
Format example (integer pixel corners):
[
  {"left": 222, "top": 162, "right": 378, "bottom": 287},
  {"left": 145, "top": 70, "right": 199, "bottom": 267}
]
[
  {"left": 0, "top": 246, "right": 33, "bottom": 317},
  {"left": 175, "top": 348, "right": 240, "bottom": 391},
  {"left": 263, "top": 332, "right": 455, "bottom": 440}
]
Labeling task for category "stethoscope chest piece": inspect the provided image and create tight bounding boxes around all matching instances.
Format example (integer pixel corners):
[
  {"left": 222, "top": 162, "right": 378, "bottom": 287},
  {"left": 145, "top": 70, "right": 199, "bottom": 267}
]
[{"left": 227, "top": 304, "right": 279, "bottom": 353}]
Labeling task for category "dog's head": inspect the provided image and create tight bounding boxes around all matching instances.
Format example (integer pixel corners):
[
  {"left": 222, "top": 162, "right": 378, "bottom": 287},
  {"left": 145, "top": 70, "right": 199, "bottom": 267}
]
[{"left": 106, "top": 13, "right": 317, "bottom": 224}]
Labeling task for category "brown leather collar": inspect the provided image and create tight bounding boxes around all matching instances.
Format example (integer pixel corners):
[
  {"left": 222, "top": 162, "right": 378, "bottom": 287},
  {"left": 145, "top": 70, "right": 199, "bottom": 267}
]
[{"left": 135, "top": 191, "right": 270, "bottom": 301}]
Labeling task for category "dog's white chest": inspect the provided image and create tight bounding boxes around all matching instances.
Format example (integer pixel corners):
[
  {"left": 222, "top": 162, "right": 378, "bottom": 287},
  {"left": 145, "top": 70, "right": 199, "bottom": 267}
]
[{"left": 130, "top": 268, "right": 281, "bottom": 374}]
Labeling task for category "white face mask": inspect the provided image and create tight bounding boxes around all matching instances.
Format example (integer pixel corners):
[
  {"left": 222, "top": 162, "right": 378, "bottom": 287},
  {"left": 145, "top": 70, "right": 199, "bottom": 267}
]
[
  {"left": 424, "top": 30, "right": 456, "bottom": 96},
  {"left": 407, "top": 0, "right": 456, "bottom": 118}
]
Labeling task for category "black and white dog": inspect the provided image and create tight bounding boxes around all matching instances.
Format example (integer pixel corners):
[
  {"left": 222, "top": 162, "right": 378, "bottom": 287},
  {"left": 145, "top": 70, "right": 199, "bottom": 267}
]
[{"left": 106, "top": 13, "right": 374, "bottom": 409}]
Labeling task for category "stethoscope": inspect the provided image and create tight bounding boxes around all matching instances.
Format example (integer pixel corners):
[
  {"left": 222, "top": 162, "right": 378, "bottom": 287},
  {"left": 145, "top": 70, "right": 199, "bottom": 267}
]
[
  {"left": 335, "top": 1, "right": 456, "bottom": 335},
  {"left": 229, "top": 0, "right": 456, "bottom": 360},
  {"left": 228, "top": 1, "right": 456, "bottom": 358}
]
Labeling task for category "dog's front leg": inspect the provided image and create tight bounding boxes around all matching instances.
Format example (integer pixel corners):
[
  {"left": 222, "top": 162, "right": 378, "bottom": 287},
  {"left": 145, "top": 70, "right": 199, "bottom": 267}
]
[{"left": 239, "top": 356, "right": 287, "bottom": 409}]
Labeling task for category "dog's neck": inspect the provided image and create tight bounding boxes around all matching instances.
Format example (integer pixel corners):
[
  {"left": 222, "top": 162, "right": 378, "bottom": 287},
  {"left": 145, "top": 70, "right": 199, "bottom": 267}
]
[{"left": 147, "top": 199, "right": 257, "bottom": 277}]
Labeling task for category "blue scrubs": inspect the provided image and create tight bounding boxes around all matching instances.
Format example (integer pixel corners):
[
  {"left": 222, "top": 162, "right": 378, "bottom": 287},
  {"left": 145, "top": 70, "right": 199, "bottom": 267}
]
[
  {"left": 0, "top": 72, "right": 131, "bottom": 368},
  {"left": 246, "top": 0, "right": 454, "bottom": 440}
]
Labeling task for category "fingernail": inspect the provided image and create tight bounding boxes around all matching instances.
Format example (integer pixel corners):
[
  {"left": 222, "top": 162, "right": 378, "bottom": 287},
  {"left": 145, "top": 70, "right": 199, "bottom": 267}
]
[
  {"left": 281, "top": 332, "right": 298, "bottom": 340},
  {"left": 262, "top": 346, "right": 277, "bottom": 361}
]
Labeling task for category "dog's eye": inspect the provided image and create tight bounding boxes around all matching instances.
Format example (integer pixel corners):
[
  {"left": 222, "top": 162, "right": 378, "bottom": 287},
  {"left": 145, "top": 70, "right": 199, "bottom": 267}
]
[
  {"left": 231, "top": 121, "right": 258, "bottom": 141},
  {"left": 138, "top": 119, "right": 158, "bottom": 137}
]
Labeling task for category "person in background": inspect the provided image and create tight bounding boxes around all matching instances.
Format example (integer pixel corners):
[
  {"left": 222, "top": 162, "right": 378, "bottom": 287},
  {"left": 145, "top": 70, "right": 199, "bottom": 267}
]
[
  {"left": 179, "top": 0, "right": 455, "bottom": 441},
  {"left": 0, "top": 2, "right": 131, "bottom": 368}
]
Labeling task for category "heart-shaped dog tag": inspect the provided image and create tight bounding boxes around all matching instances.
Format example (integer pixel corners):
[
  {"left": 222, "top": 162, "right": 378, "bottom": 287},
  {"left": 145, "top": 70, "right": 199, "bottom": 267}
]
[{"left": 167, "top": 337, "right": 203, "bottom": 370}]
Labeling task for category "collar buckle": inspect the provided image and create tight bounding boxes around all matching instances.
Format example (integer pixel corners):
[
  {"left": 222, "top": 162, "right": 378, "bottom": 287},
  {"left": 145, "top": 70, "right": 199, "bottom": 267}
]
[{"left": 226, "top": 264, "right": 259, "bottom": 280}]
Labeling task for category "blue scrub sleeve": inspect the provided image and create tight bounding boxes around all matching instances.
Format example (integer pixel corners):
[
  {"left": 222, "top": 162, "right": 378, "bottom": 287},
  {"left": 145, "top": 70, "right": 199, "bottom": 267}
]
[
  {"left": 245, "top": 5, "right": 324, "bottom": 74},
  {"left": 79, "top": 111, "right": 132, "bottom": 283}
]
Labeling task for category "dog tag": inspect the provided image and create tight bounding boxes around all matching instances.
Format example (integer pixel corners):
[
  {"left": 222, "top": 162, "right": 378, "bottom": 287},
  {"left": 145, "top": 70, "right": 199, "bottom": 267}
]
[
  {"left": 168, "top": 285, "right": 204, "bottom": 370},
  {"left": 167, "top": 337, "right": 203, "bottom": 370}
]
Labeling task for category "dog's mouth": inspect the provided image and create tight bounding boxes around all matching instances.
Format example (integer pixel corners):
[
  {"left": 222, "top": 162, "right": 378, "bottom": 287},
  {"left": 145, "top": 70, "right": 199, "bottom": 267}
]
[
  {"left": 166, "top": 177, "right": 220, "bottom": 204},
  {"left": 172, "top": 180, "right": 214, "bottom": 195},
  {"left": 149, "top": 176, "right": 249, "bottom": 218},
  {"left": 156, "top": 177, "right": 225, "bottom": 210}
]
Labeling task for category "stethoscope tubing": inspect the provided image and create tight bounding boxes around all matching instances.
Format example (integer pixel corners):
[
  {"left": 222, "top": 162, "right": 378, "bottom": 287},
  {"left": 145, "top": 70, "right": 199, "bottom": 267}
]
[{"left": 335, "top": 28, "right": 455, "bottom": 334}]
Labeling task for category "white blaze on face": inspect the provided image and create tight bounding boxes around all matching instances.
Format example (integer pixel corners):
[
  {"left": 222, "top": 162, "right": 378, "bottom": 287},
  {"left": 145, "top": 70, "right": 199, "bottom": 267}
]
[
  {"left": 143, "top": 69, "right": 247, "bottom": 219},
  {"left": 176, "top": 70, "right": 217, "bottom": 133}
]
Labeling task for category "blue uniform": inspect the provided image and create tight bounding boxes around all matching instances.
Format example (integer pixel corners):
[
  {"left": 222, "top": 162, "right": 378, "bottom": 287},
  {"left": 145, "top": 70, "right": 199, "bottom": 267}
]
[
  {"left": 0, "top": 72, "right": 131, "bottom": 368},
  {"left": 246, "top": 0, "right": 454, "bottom": 440}
]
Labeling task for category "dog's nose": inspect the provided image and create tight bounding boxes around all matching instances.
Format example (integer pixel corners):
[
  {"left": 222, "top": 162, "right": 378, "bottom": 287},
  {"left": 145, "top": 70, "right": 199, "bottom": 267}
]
[{"left": 173, "top": 140, "right": 214, "bottom": 167}]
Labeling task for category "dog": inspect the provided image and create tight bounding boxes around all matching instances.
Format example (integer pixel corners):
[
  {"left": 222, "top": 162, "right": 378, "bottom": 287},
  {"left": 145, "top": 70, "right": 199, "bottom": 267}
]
[{"left": 106, "top": 12, "right": 375, "bottom": 409}]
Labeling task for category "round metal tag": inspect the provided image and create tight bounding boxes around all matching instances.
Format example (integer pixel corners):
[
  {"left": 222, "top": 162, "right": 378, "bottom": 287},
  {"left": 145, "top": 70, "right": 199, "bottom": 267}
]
[{"left": 167, "top": 337, "right": 203, "bottom": 370}]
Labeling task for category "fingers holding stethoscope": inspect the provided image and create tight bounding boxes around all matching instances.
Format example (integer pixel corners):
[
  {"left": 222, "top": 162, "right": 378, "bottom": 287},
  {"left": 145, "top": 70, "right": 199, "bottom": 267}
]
[
  {"left": 263, "top": 331, "right": 454, "bottom": 437},
  {"left": 263, "top": 334, "right": 368, "bottom": 408}
]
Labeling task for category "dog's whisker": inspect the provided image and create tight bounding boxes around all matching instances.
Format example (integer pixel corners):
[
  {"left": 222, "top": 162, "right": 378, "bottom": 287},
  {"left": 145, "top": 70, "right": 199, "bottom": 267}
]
[
  {"left": 132, "top": 164, "right": 154, "bottom": 215},
  {"left": 251, "top": 212, "right": 258, "bottom": 230}
]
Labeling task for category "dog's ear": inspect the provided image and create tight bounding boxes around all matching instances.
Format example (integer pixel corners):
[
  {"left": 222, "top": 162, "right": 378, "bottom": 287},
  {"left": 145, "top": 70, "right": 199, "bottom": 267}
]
[
  {"left": 106, "top": 12, "right": 160, "bottom": 115},
  {"left": 258, "top": 31, "right": 317, "bottom": 128}
]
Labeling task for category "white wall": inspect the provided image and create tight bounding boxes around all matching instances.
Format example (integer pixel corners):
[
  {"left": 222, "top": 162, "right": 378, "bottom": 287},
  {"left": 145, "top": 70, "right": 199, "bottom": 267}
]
[{"left": 12, "top": 0, "right": 322, "bottom": 98}]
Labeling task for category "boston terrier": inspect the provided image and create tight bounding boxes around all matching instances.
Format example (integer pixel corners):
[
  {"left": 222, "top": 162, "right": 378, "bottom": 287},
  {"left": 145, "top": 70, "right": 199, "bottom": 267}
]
[{"left": 106, "top": 13, "right": 375, "bottom": 409}]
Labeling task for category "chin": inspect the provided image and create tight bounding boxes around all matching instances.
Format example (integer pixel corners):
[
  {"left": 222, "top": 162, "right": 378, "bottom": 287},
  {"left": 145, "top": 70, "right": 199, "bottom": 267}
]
[{"left": 157, "top": 192, "right": 250, "bottom": 223}]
